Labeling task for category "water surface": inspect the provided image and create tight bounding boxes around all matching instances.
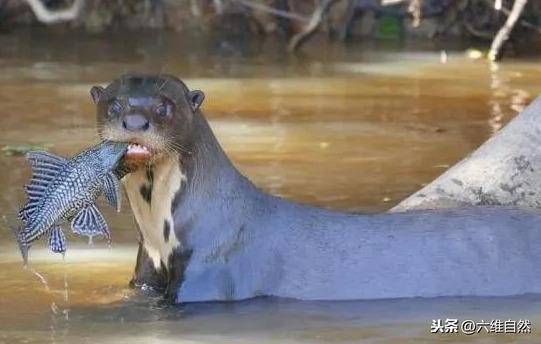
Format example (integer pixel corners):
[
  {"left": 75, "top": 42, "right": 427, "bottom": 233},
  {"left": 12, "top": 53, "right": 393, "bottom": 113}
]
[{"left": 0, "top": 30, "right": 540, "bottom": 343}]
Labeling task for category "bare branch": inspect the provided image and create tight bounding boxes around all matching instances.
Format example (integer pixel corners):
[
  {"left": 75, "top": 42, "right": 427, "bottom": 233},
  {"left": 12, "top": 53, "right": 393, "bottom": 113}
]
[
  {"left": 190, "top": 0, "right": 202, "bottom": 18},
  {"left": 496, "top": 0, "right": 541, "bottom": 34},
  {"left": 24, "top": 0, "right": 83, "bottom": 24},
  {"left": 489, "top": 0, "right": 528, "bottom": 61},
  {"left": 408, "top": 0, "right": 422, "bottom": 27},
  {"left": 213, "top": 0, "right": 224, "bottom": 15},
  {"left": 381, "top": 0, "right": 424, "bottom": 27},
  {"left": 381, "top": 0, "right": 406, "bottom": 5},
  {"left": 288, "top": 0, "right": 341, "bottom": 52},
  {"left": 232, "top": 0, "right": 309, "bottom": 22}
]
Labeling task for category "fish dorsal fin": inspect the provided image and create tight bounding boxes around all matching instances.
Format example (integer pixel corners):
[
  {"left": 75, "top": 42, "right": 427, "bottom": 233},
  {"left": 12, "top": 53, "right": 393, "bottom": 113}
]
[
  {"left": 70, "top": 204, "right": 110, "bottom": 242},
  {"left": 19, "top": 151, "right": 68, "bottom": 222},
  {"left": 48, "top": 226, "right": 66, "bottom": 254},
  {"left": 103, "top": 171, "right": 121, "bottom": 212},
  {"left": 25, "top": 151, "right": 68, "bottom": 195},
  {"left": 27, "top": 150, "right": 67, "bottom": 165}
]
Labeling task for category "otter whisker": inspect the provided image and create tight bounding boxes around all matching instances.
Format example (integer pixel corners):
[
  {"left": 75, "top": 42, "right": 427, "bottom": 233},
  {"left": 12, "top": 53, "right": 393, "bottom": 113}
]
[
  {"left": 157, "top": 78, "right": 169, "bottom": 92},
  {"left": 165, "top": 140, "right": 192, "bottom": 156}
]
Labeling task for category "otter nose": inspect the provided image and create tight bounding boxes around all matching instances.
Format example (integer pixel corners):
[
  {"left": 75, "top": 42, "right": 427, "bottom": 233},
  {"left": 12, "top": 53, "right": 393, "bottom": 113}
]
[{"left": 122, "top": 114, "right": 149, "bottom": 131}]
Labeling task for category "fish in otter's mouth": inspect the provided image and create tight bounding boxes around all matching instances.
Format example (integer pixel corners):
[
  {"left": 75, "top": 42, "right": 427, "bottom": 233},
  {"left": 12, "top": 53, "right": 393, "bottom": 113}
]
[
  {"left": 126, "top": 142, "right": 153, "bottom": 161},
  {"left": 116, "top": 141, "right": 161, "bottom": 174}
]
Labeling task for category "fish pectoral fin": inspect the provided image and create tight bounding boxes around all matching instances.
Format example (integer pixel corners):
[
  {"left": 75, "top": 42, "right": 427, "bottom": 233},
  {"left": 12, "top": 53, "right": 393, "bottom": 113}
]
[
  {"left": 71, "top": 204, "right": 111, "bottom": 242},
  {"left": 20, "top": 151, "right": 68, "bottom": 222},
  {"left": 103, "top": 171, "right": 121, "bottom": 212},
  {"left": 48, "top": 226, "right": 66, "bottom": 254}
]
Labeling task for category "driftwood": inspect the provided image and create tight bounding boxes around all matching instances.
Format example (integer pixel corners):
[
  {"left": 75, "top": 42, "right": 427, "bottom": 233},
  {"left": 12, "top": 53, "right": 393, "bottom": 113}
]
[{"left": 24, "top": 0, "right": 83, "bottom": 24}]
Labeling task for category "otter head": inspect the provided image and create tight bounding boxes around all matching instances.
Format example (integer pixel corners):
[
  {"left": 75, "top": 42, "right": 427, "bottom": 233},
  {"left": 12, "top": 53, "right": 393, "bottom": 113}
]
[{"left": 92, "top": 74, "right": 205, "bottom": 166}]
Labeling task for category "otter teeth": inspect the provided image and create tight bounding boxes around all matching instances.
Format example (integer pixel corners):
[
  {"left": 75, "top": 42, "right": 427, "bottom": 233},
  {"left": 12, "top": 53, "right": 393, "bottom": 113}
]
[{"left": 127, "top": 143, "right": 150, "bottom": 154}]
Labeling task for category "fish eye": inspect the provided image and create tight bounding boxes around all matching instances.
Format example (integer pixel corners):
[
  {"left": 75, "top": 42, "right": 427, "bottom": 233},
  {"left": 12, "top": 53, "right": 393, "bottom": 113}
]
[
  {"left": 154, "top": 102, "right": 171, "bottom": 118},
  {"left": 107, "top": 100, "right": 122, "bottom": 117}
]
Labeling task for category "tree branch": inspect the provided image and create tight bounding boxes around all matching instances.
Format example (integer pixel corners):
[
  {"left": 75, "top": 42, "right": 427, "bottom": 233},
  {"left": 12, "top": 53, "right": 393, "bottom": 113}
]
[
  {"left": 488, "top": 0, "right": 528, "bottom": 61},
  {"left": 408, "top": 0, "right": 422, "bottom": 27},
  {"left": 496, "top": 0, "right": 541, "bottom": 34},
  {"left": 232, "top": 0, "right": 309, "bottom": 22},
  {"left": 190, "top": 0, "right": 202, "bottom": 18},
  {"left": 24, "top": 0, "right": 83, "bottom": 24},
  {"left": 213, "top": 0, "right": 224, "bottom": 15},
  {"left": 288, "top": 0, "right": 340, "bottom": 52}
]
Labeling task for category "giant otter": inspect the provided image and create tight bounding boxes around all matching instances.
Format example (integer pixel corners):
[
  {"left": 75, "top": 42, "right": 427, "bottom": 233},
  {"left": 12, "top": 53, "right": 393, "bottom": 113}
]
[{"left": 93, "top": 74, "right": 541, "bottom": 303}]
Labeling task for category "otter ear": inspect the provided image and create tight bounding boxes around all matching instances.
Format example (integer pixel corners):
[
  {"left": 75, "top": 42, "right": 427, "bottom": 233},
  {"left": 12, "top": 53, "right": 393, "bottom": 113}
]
[
  {"left": 188, "top": 90, "right": 205, "bottom": 111},
  {"left": 90, "top": 86, "right": 105, "bottom": 104}
]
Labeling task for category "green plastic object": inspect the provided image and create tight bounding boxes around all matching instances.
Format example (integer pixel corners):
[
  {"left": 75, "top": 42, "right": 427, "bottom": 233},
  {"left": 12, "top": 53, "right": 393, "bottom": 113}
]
[{"left": 376, "top": 15, "right": 402, "bottom": 40}]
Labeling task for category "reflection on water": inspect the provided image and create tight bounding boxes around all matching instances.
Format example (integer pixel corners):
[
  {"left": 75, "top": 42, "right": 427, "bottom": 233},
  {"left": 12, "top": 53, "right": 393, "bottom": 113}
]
[
  {"left": 0, "top": 30, "right": 540, "bottom": 343},
  {"left": 3, "top": 246, "right": 541, "bottom": 344}
]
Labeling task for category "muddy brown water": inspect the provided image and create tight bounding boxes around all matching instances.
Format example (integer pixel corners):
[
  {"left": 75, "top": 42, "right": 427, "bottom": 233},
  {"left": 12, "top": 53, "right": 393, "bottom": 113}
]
[{"left": 0, "top": 30, "right": 540, "bottom": 343}]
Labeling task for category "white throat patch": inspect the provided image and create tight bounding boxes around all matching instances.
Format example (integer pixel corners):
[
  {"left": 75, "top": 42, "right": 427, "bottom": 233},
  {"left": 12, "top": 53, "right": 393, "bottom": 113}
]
[{"left": 123, "top": 155, "right": 186, "bottom": 270}]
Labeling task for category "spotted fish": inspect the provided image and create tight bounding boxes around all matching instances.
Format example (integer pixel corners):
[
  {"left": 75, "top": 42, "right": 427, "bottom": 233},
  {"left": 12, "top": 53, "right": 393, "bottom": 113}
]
[{"left": 16, "top": 141, "right": 128, "bottom": 263}]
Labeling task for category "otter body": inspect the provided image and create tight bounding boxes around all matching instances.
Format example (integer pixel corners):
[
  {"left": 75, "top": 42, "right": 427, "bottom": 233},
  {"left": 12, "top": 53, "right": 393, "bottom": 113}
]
[
  {"left": 180, "top": 203, "right": 541, "bottom": 301},
  {"left": 93, "top": 74, "right": 541, "bottom": 302}
]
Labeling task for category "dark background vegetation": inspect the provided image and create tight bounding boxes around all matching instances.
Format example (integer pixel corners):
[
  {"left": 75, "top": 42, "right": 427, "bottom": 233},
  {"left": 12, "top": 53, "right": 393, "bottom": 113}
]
[{"left": 1, "top": 1, "right": 541, "bottom": 58}]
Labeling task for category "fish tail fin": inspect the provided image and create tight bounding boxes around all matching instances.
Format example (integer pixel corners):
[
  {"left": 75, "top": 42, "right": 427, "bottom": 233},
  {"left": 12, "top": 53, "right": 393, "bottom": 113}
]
[
  {"left": 16, "top": 229, "right": 29, "bottom": 267},
  {"left": 2, "top": 215, "right": 29, "bottom": 266}
]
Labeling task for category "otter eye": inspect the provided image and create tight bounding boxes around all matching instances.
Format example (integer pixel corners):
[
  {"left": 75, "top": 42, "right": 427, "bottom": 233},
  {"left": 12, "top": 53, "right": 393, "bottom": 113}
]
[
  {"left": 155, "top": 102, "right": 170, "bottom": 118},
  {"left": 107, "top": 100, "right": 122, "bottom": 117}
]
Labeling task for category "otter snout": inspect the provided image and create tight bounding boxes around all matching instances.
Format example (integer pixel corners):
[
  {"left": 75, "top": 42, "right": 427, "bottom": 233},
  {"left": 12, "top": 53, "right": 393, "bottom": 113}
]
[
  {"left": 92, "top": 74, "right": 207, "bottom": 164},
  {"left": 123, "top": 113, "right": 150, "bottom": 132}
]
